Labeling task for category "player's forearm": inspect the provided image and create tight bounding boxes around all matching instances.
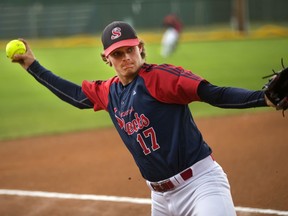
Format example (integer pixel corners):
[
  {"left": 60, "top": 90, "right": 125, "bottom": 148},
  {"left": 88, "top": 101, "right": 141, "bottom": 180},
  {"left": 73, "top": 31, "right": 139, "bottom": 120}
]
[
  {"left": 27, "top": 60, "right": 93, "bottom": 109},
  {"left": 198, "top": 81, "right": 267, "bottom": 108}
]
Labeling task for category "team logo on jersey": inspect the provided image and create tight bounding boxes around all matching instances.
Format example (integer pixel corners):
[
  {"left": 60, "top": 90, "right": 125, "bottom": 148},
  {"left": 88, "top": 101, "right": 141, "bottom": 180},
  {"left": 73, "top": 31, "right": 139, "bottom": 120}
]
[
  {"left": 111, "top": 27, "right": 121, "bottom": 40},
  {"left": 114, "top": 109, "right": 150, "bottom": 135}
]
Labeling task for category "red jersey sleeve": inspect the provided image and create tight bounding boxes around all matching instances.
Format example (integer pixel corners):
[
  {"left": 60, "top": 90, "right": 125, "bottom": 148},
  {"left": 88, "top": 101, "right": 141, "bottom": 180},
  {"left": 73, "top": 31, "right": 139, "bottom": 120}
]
[
  {"left": 82, "top": 76, "right": 118, "bottom": 111},
  {"left": 140, "top": 64, "right": 205, "bottom": 104}
]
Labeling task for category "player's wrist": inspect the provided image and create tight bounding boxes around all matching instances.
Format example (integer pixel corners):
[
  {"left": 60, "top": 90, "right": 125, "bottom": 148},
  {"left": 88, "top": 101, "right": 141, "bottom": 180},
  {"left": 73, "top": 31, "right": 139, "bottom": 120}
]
[{"left": 26, "top": 60, "right": 40, "bottom": 73}]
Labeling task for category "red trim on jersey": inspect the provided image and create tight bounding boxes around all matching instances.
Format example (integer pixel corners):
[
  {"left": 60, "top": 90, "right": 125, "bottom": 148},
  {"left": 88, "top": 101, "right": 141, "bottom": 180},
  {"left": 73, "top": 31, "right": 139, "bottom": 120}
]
[
  {"left": 82, "top": 76, "right": 119, "bottom": 111},
  {"left": 139, "top": 64, "right": 204, "bottom": 104}
]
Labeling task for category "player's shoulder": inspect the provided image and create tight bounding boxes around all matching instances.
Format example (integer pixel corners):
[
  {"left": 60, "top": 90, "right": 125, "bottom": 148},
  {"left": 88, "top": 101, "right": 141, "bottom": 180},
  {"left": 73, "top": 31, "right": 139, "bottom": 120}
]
[
  {"left": 138, "top": 63, "right": 189, "bottom": 85},
  {"left": 140, "top": 63, "right": 184, "bottom": 74},
  {"left": 82, "top": 76, "right": 119, "bottom": 89},
  {"left": 139, "top": 63, "right": 204, "bottom": 83}
]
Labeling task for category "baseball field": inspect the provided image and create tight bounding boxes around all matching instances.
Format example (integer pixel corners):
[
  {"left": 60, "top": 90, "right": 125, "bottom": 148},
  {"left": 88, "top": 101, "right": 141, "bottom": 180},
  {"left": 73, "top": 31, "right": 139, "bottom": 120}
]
[{"left": 0, "top": 26, "right": 288, "bottom": 215}]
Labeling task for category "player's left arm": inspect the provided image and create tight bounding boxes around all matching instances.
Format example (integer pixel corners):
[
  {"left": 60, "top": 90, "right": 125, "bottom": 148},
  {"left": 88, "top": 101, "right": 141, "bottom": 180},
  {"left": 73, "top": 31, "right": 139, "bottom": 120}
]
[{"left": 197, "top": 81, "right": 268, "bottom": 108}]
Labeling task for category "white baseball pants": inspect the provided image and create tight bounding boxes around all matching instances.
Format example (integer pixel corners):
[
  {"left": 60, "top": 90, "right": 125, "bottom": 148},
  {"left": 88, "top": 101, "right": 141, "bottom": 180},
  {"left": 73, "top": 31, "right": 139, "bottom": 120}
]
[{"left": 149, "top": 158, "right": 237, "bottom": 216}]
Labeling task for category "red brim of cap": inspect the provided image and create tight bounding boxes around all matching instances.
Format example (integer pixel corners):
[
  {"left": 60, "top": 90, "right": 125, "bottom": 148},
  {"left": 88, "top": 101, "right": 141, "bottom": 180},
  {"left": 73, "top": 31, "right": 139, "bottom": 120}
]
[{"left": 104, "top": 38, "right": 140, "bottom": 57}]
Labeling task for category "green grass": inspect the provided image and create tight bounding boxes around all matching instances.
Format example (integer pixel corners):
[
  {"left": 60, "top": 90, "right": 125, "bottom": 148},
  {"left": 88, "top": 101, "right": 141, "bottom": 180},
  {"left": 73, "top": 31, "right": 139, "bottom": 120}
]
[{"left": 1, "top": 37, "right": 287, "bottom": 140}]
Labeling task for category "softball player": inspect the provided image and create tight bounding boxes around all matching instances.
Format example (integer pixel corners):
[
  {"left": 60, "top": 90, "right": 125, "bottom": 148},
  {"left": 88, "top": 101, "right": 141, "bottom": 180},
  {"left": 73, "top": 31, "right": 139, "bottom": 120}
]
[
  {"left": 12, "top": 21, "right": 273, "bottom": 216},
  {"left": 161, "top": 14, "right": 182, "bottom": 58}
]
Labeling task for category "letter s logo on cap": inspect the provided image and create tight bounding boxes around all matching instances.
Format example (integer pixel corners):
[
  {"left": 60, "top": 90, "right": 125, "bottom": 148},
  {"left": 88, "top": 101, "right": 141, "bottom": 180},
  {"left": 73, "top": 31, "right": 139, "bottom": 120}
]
[{"left": 111, "top": 27, "right": 121, "bottom": 40}]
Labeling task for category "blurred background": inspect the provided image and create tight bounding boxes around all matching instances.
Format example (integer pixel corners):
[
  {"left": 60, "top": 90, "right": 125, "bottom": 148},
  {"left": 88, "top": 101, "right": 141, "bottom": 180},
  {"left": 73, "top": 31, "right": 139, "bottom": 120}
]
[
  {"left": 0, "top": 0, "right": 287, "bottom": 39},
  {"left": 0, "top": 0, "right": 287, "bottom": 140}
]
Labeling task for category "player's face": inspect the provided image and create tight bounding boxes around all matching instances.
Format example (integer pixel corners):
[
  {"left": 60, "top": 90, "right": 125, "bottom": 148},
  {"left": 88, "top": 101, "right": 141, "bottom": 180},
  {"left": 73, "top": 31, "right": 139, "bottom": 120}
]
[{"left": 108, "top": 45, "right": 144, "bottom": 85}]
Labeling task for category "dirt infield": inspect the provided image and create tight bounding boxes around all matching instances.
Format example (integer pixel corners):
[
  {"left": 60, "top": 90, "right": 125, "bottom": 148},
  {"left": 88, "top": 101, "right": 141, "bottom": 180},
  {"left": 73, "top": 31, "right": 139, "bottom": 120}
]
[{"left": 0, "top": 111, "right": 287, "bottom": 216}]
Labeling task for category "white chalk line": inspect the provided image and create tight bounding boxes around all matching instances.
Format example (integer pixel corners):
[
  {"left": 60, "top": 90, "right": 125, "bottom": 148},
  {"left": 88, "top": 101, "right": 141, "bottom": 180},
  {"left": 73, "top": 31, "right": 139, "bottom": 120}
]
[
  {"left": 0, "top": 189, "right": 288, "bottom": 215},
  {"left": 0, "top": 189, "right": 151, "bottom": 204}
]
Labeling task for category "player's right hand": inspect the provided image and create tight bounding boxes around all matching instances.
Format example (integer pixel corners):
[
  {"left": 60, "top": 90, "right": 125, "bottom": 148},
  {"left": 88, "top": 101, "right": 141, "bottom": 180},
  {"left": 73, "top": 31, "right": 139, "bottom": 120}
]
[{"left": 12, "top": 38, "right": 36, "bottom": 70}]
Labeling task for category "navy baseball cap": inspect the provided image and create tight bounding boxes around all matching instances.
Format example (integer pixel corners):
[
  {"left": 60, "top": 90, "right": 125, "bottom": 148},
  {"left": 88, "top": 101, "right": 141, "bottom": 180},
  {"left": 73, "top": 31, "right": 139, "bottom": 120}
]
[{"left": 101, "top": 21, "right": 140, "bottom": 57}]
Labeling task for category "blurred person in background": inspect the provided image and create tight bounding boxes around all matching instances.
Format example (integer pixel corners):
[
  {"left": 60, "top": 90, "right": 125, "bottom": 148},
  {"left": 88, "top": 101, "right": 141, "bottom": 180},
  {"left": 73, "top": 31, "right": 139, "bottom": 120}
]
[{"left": 161, "top": 14, "right": 183, "bottom": 58}]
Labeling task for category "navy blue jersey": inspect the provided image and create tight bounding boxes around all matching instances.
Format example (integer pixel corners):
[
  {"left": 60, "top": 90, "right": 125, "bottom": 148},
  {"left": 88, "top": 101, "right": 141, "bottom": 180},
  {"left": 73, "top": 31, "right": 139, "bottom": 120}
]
[
  {"left": 82, "top": 63, "right": 211, "bottom": 181},
  {"left": 27, "top": 60, "right": 266, "bottom": 182}
]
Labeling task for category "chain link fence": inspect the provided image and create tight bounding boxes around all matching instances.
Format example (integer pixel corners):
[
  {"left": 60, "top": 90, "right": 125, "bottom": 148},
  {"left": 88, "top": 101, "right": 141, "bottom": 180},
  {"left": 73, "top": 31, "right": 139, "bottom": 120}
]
[{"left": 0, "top": 0, "right": 287, "bottom": 39}]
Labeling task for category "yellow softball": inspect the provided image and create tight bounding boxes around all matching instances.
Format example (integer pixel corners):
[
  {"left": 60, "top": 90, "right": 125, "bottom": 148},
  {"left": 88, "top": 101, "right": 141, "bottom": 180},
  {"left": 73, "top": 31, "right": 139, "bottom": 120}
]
[{"left": 6, "top": 39, "right": 26, "bottom": 59}]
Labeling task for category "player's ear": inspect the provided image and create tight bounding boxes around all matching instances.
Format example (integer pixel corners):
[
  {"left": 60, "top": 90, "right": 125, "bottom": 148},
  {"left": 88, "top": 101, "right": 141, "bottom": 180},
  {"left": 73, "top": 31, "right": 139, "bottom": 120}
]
[
  {"left": 138, "top": 43, "right": 143, "bottom": 53},
  {"left": 100, "top": 52, "right": 112, "bottom": 66},
  {"left": 108, "top": 60, "right": 112, "bottom": 67},
  {"left": 138, "top": 41, "right": 146, "bottom": 59},
  {"left": 106, "top": 56, "right": 112, "bottom": 67}
]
